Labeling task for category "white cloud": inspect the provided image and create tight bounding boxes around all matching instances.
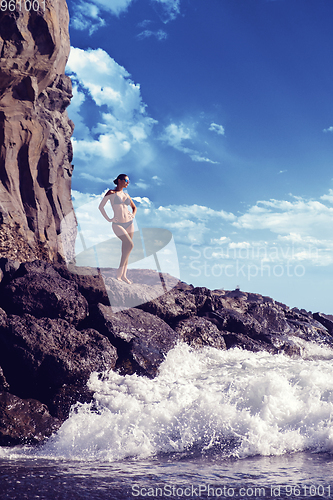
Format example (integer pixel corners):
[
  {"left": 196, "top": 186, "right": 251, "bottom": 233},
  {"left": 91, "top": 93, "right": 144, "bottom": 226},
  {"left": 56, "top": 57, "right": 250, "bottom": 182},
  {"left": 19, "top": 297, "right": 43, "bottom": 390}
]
[
  {"left": 70, "top": 0, "right": 181, "bottom": 33},
  {"left": 156, "top": 203, "right": 236, "bottom": 221},
  {"left": 137, "top": 29, "right": 168, "bottom": 41},
  {"left": 70, "top": 2, "right": 105, "bottom": 35},
  {"left": 132, "top": 196, "right": 152, "bottom": 206},
  {"left": 67, "top": 83, "right": 90, "bottom": 139},
  {"left": 72, "top": 189, "right": 333, "bottom": 271},
  {"left": 161, "top": 123, "right": 191, "bottom": 147},
  {"left": 323, "top": 126, "right": 333, "bottom": 133},
  {"left": 80, "top": 173, "right": 115, "bottom": 184},
  {"left": 190, "top": 154, "right": 218, "bottom": 164},
  {"left": 134, "top": 180, "right": 150, "bottom": 190},
  {"left": 128, "top": 198, "right": 235, "bottom": 245},
  {"left": 209, "top": 122, "right": 225, "bottom": 135},
  {"left": 90, "top": 0, "right": 180, "bottom": 19},
  {"left": 89, "top": 0, "right": 133, "bottom": 16},
  {"left": 152, "top": 175, "right": 163, "bottom": 185},
  {"left": 160, "top": 122, "right": 218, "bottom": 164},
  {"left": 210, "top": 236, "right": 231, "bottom": 245},
  {"left": 66, "top": 47, "right": 157, "bottom": 178},
  {"left": 233, "top": 197, "right": 333, "bottom": 238},
  {"left": 229, "top": 241, "right": 251, "bottom": 249},
  {"left": 138, "top": 19, "right": 153, "bottom": 28},
  {"left": 321, "top": 190, "right": 333, "bottom": 204},
  {"left": 71, "top": 189, "right": 102, "bottom": 210},
  {"left": 151, "top": 0, "right": 181, "bottom": 22},
  {"left": 72, "top": 135, "right": 131, "bottom": 163},
  {"left": 67, "top": 48, "right": 144, "bottom": 120},
  {"left": 72, "top": 190, "right": 234, "bottom": 253}
]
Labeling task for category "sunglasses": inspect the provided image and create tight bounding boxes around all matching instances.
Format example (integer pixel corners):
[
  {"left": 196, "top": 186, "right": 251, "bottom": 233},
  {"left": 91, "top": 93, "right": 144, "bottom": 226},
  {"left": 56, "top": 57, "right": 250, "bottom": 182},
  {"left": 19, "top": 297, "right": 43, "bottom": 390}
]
[{"left": 124, "top": 179, "right": 130, "bottom": 183}]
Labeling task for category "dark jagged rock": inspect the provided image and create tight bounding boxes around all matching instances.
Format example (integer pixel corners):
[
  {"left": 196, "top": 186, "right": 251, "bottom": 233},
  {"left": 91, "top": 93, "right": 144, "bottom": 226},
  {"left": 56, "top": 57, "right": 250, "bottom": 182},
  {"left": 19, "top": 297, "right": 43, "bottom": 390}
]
[
  {"left": 0, "top": 366, "right": 8, "bottom": 391},
  {"left": 94, "top": 304, "right": 178, "bottom": 377},
  {"left": 137, "top": 287, "right": 199, "bottom": 325},
  {"left": 0, "top": 257, "right": 20, "bottom": 285},
  {"left": 313, "top": 312, "right": 333, "bottom": 336},
  {"left": 0, "top": 306, "right": 6, "bottom": 327},
  {"left": 102, "top": 275, "right": 170, "bottom": 312},
  {"left": 0, "top": 0, "right": 76, "bottom": 264},
  {"left": 174, "top": 316, "right": 226, "bottom": 350},
  {"left": 196, "top": 289, "right": 333, "bottom": 354},
  {"left": 48, "top": 384, "right": 95, "bottom": 422},
  {"left": 0, "top": 312, "right": 117, "bottom": 406},
  {"left": 2, "top": 264, "right": 88, "bottom": 326},
  {"left": 0, "top": 391, "right": 61, "bottom": 446},
  {"left": 55, "top": 264, "right": 110, "bottom": 306}
]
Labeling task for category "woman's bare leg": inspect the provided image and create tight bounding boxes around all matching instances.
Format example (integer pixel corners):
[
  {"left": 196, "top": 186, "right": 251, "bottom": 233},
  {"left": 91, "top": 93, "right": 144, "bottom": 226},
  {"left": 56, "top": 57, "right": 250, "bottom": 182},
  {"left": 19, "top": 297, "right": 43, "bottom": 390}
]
[
  {"left": 121, "top": 223, "right": 134, "bottom": 283},
  {"left": 112, "top": 222, "right": 134, "bottom": 283}
]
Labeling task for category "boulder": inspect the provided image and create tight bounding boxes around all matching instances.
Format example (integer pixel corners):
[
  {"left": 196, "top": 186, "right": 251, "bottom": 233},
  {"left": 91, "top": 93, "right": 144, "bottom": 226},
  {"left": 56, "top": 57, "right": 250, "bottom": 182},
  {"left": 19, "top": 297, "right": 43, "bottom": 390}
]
[
  {"left": 14, "top": 259, "right": 61, "bottom": 278},
  {"left": 313, "top": 312, "right": 333, "bottom": 336},
  {"left": 174, "top": 316, "right": 226, "bottom": 350},
  {"left": 0, "top": 257, "right": 20, "bottom": 285},
  {"left": 0, "top": 314, "right": 117, "bottom": 406},
  {"left": 0, "top": 392, "right": 61, "bottom": 446},
  {"left": 202, "top": 290, "right": 333, "bottom": 354},
  {"left": 137, "top": 287, "right": 199, "bottom": 325},
  {"left": 205, "top": 307, "right": 279, "bottom": 345},
  {"left": 55, "top": 264, "right": 110, "bottom": 306},
  {"left": 94, "top": 304, "right": 178, "bottom": 377},
  {"left": 48, "top": 384, "right": 95, "bottom": 421},
  {"left": 102, "top": 276, "right": 168, "bottom": 312},
  {"left": 2, "top": 268, "right": 88, "bottom": 326}
]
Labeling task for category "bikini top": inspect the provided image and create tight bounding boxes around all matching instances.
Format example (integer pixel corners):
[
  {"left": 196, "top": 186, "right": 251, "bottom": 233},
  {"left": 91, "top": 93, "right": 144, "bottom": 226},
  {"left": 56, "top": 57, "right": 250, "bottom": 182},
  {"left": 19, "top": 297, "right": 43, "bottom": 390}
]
[{"left": 112, "top": 191, "right": 131, "bottom": 206}]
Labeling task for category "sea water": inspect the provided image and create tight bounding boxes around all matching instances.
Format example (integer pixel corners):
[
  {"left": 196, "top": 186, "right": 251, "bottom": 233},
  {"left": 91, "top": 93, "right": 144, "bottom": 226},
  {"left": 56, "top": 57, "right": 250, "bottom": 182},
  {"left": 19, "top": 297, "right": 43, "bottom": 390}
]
[{"left": 1, "top": 343, "right": 333, "bottom": 499}]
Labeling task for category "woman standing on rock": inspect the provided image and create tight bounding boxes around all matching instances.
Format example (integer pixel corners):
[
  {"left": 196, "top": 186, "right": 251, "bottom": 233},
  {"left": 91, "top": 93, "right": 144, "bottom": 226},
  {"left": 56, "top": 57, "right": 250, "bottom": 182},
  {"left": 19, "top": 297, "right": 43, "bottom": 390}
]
[{"left": 98, "top": 174, "right": 137, "bottom": 284}]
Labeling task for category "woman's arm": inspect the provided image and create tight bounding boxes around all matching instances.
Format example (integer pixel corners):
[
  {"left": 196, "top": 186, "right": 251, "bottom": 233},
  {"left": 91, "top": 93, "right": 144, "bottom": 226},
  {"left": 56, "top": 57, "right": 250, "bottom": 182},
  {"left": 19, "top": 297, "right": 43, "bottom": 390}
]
[
  {"left": 98, "top": 193, "right": 113, "bottom": 222},
  {"left": 129, "top": 197, "right": 137, "bottom": 218}
]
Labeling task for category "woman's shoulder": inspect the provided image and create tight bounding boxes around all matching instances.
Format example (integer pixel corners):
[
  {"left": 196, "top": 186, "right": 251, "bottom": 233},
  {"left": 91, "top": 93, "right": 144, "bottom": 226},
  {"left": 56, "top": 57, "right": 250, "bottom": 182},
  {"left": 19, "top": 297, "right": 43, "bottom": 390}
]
[{"left": 105, "top": 189, "right": 116, "bottom": 196}]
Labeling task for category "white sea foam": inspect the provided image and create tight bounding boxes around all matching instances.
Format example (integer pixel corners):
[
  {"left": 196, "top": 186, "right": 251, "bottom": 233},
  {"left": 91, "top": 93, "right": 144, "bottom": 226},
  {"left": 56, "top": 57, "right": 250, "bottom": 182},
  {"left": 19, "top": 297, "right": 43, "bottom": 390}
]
[{"left": 2, "top": 343, "right": 333, "bottom": 462}]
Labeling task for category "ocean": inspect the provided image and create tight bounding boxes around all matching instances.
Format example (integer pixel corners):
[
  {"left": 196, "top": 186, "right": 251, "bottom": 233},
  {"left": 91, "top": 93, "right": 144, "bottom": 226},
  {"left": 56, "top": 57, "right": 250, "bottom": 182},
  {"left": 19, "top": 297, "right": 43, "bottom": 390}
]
[{"left": 1, "top": 343, "right": 333, "bottom": 499}]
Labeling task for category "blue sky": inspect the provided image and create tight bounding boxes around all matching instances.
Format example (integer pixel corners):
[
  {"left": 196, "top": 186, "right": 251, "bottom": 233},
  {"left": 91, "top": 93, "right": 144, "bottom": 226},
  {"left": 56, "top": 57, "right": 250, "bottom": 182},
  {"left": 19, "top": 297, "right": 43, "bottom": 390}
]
[{"left": 65, "top": 0, "right": 333, "bottom": 313}]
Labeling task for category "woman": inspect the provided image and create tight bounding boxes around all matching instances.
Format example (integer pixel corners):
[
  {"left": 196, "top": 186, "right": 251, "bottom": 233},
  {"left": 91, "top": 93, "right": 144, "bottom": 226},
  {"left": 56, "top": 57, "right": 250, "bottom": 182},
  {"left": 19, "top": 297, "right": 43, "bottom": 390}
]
[{"left": 98, "top": 174, "right": 137, "bottom": 284}]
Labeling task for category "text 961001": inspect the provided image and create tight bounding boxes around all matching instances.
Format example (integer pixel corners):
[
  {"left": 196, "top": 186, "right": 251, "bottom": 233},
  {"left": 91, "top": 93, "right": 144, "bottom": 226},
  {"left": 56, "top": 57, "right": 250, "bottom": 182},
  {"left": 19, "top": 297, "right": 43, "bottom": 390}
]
[{"left": 0, "top": 0, "right": 45, "bottom": 11}]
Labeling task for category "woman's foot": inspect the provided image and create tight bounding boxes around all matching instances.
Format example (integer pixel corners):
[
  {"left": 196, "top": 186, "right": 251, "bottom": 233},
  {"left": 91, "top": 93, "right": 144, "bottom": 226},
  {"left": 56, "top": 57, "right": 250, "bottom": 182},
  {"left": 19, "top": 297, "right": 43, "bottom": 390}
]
[{"left": 121, "top": 276, "right": 132, "bottom": 284}]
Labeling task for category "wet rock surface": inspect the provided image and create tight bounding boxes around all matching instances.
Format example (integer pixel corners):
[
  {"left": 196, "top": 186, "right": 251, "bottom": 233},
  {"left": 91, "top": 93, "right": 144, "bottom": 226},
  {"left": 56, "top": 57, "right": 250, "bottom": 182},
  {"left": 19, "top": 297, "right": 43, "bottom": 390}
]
[
  {"left": 0, "top": 391, "right": 61, "bottom": 446},
  {"left": 0, "top": 258, "right": 332, "bottom": 446},
  {"left": 174, "top": 316, "right": 226, "bottom": 350},
  {"left": 0, "top": 312, "right": 117, "bottom": 405},
  {"left": 94, "top": 304, "right": 178, "bottom": 377},
  {"left": 3, "top": 270, "right": 88, "bottom": 325}
]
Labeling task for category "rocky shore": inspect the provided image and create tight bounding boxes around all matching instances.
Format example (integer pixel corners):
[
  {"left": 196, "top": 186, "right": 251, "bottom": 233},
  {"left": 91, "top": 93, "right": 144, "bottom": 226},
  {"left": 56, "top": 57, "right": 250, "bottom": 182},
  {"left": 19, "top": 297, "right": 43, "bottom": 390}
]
[{"left": 0, "top": 257, "right": 332, "bottom": 446}]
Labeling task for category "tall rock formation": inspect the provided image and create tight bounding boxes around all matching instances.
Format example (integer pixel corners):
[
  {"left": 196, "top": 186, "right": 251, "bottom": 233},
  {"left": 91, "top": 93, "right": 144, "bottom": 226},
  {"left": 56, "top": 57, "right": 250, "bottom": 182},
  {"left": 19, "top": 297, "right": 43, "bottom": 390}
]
[{"left": 0, "top": 0, "right": 76, "bottom": 263}]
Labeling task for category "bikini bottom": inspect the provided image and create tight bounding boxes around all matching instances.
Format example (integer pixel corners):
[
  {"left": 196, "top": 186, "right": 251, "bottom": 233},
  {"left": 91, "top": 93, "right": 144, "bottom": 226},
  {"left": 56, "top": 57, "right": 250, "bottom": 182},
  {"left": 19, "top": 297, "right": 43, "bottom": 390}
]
[{"left": 113, "top": 220, "right": 134, "bottom": 230}]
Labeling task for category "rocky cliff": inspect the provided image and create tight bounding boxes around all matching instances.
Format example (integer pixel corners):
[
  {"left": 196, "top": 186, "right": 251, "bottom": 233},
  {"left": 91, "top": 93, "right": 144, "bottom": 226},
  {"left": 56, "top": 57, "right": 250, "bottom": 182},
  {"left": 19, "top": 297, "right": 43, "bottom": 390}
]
[
  {"left": 0, "top": 0, "right": 76, "bottom": 264},
  {"left": 0, "top": 258, "right": 333, "bottom": 445}
]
